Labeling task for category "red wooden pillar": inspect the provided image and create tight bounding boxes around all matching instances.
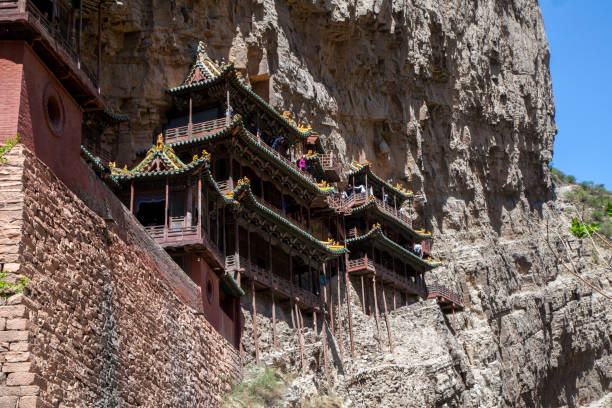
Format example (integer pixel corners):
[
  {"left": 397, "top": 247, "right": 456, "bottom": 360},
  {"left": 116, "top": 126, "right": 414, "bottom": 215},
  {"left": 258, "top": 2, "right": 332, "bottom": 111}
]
[
  {"left": 197, "top": 170, "right": 202, "bottom": 239},
  {"left": 164, "top": 177, "right": 169, "bottom": 240},
  {"left": 129, "top": 180, "right": 134, "bottom": 213},
  {"left": 188, "top": 96, "right": 193, "bottom": 139},
  {"left": 96, "top": 2, "right": 101, "bottom": 93}
]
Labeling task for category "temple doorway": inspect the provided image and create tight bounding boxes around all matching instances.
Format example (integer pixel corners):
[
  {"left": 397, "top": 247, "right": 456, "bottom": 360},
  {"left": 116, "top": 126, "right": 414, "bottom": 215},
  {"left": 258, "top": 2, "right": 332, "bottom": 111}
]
[{"left": 136, "top": 200, "right": 165, "bottom": 226}]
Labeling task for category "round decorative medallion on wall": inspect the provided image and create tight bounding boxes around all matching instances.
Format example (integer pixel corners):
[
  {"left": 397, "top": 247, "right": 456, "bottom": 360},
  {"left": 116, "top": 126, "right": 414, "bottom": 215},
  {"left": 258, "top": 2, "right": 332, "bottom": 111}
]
[
  {"left": 43, "top": 83, "right": 65, "bottom": 136},
  {"left": 207, "top": 278, "right": 214, "bottom": 304}
]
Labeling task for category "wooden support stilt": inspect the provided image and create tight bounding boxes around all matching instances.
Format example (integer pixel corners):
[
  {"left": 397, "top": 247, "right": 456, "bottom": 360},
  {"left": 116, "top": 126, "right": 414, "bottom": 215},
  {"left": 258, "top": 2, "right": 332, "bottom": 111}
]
[
  {"left": 381, "top": 282, "right": 393, "bottom": 353},
  {"left": 164, "top": 177, "right": 169, "bottom": 240},
  {"left": 247, "top": 229, "right": 258, "bottom": 364},
  {"left": 344, "top": 258, "right": 355, "bottom": 358},
  {"left": 393, "top": 285, "right": 397, "bottom": 311},
  {"left": 296, "top": 303, "right": 305, "bottom": 372},
  {"left": 197, "top": 170, "right": 202, "bottom": 238},
  {"left": 313, "top": 309, "right": 317, "bottom": 334},
  {"left": 372, "top": 276, "right": 383, "bottom": 352},
  {"left": 322, "top": 317, "right": 330, "bottom": 385},
  {"left": 360, "top": 275, "right": 366, "bottom": 314},
  {"left": 251, "top": 279, "right": 259, "bottom": 364},
  {"left": 272, "top": 291, "right": 277, "bottom": 350},
  {"left": 129, "top": 181, "right": 134, "bottom": 213},
  {"left": 452, "top": 307, "right": 457, "bottom": 334},
  {"left": 290, "top": 252, "right": 296, "bottom": 329},
  {"left": 336, "top": 259, "right": 344, "bottom": 359},
  {"left": 96, "top": 3, "right": 101, "bottom": 93},
  {"left": 321, "top": 262, "right": 330, "bottom": 385},
  {"left": 327, "top": 263, "right": 335, "bottom": 337}
]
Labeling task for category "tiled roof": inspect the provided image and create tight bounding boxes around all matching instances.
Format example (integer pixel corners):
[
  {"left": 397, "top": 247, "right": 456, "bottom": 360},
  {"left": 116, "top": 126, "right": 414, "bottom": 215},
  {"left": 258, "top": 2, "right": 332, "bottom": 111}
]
[
  {"left": 109, "top": 135, "right": 210, "bottom": 182},
  {"left": 169, "top": 115, "right": 336, "bottom": 195},
  {"left": 167, "top": 41, "right": 318, "bottom": 143},
  {"left": 347, "top": 224, "right": 441, "bottom": 272},
  {"left": 350, "top": 198, "right": 432, "bottom": 241},
  {"left": 348, "top": 161, "right": 414, "bottom": 200}
]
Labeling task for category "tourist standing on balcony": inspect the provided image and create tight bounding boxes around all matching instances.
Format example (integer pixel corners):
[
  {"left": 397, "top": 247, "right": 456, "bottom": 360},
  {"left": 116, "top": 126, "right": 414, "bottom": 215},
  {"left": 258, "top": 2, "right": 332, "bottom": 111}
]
[
  {"left": 413, "top": 243, "right": 423, "bottom": 257},
  {"left": 298, "top": 157, "right": 306, "bottom": 169}
]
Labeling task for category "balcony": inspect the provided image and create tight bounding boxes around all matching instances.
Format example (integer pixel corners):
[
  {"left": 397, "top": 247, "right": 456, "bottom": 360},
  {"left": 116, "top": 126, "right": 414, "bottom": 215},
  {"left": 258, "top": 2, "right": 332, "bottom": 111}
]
[
  {"left": 235, "top": 256, "right": 320, "bottom": 310},
  {"left": 163, "top": 118, "right": 227, "bottom": 144},
  {"left": 0, "top": 0, "right": 102, "bottom": 108},
  {"left": 426, "top": 283, "right": 464, "bottom": 312},
  {"left": 347, "top": 256, "right": 426, "bottom": 297},
  {"left": 218, "top": 178, "right": 312, "bottom": 234},
  {"left": 319, "top": 153, "right": 341, "bottom": 181},
  {"left": 144, "top": 217, "right": 225, "bottom": 269}
]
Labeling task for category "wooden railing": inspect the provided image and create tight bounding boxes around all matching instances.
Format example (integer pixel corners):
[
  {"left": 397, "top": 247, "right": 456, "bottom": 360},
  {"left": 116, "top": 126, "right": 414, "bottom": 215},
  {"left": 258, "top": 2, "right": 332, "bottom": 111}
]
[
  {"left": 238, "top": 256, "right": 319, "bottom": 309},
  {"left": 244, "top": 130, "right": 318, "bottom": 184},
  {"left": 373, "top": 196, "right": 412, "bottom": 227},
  {"left": 14, "top": 0, "right": 99, "bottom": 87},
  {"left": 256, "top": 197, "right": 310, "bottom": 233},
  {"left": 347, "top": 257, "right": 375, "bottom": 271},
  {"left": 426, "top": 283, "right": 463, "bottom": 308},
  {"left": 83, "top": 140, "right": 112, "bottom": 165},
  {"left": 225, "top": 254, "right": 240, "bottom": 271},
  {"left": 144, "top": 224, "right": 199, "bottom": 244},
  {"left": 216, "top": 179, "right": 234, "bottom": 195},
  {"left": 163, "top": 118, "right": 227, "bottom": 144},
  {"left": 347, "top": 256, "right": 426, "bottom": 296},
  {"left": 320, "top": 153, "right": 341, "bottom": 172},
  {"left": 0, "top": 0, "right": 20, "bottom": 12}
]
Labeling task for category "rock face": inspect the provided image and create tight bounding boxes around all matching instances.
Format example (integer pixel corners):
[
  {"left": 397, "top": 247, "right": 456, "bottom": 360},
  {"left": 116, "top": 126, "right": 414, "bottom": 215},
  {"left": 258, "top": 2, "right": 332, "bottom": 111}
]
[{"left": 84, "top": 1, "right": 611, "bottom": 407}]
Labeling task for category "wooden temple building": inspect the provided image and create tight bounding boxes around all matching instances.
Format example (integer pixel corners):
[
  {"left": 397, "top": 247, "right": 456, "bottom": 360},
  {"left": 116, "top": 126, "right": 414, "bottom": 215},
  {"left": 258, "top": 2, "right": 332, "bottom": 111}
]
[{"left": 80, "top": 42, "right": 464, "bottom": 366}]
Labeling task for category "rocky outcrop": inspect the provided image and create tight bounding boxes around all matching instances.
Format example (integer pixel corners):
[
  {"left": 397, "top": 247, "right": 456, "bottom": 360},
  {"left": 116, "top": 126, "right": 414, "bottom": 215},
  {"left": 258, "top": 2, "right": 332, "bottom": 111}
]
[{"left": 84, "top": 0, "right": 610, "bottom": 406}]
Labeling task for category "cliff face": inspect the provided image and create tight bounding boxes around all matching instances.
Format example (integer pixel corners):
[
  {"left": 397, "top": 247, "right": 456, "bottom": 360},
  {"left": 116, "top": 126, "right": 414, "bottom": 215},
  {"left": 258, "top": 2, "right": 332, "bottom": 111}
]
[{"left": 89, "top": 1, "right": 611, "bottom": 406}]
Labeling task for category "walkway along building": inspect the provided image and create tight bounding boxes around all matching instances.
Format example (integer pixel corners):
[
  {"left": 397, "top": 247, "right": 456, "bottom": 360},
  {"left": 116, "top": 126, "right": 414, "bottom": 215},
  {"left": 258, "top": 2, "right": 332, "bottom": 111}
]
[{"left": 80, "top": 42, "right": 465, "bottom": 373}]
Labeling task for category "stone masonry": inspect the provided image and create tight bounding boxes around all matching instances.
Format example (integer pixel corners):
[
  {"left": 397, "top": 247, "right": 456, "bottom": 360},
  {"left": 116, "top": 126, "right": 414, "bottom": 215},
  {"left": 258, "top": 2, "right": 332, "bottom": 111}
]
[{"left": 0, "top": 146, "right": 242, "bottom": 407}]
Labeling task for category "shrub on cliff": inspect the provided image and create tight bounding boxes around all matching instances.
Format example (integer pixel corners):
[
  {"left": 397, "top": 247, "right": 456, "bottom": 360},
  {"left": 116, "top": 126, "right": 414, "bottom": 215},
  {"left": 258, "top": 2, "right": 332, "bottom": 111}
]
[{"left": 0, "top": 134, "right": 19, "bottom": 164}]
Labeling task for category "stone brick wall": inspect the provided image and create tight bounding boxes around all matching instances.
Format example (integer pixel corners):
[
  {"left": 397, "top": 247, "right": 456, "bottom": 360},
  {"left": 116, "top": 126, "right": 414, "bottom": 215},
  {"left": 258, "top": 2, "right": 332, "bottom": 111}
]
[{"left": 0, "top": 147, "right": 241, "bottom": 407}]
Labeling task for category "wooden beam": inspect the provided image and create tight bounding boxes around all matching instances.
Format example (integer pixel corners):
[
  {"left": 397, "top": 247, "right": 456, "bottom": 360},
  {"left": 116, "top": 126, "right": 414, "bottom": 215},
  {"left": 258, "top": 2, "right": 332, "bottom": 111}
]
[
  {"left": 360, "top": 275, "right": 366, "bottom": 314},
  {"left": 381, "top": 282, "right": 393, "bottom": 353},
  {"left": 272, "top": 291, "right": 277, "bottom": 350},
  {"left": 248, "top": 229, "right": 259, "bottom": 364},
  {"left": 321, "top": 263, "right": 330, "bottom": 385},
  {"left": 129, "top": 180, "right": 134, "bottom": 213},
  {"left": 336, "top": 258, "right": 344, "bottom": 359},
  {"left": 164, "top": 177, "right": 169, "bottom": 240},
  {"left": 198, "top": 170, "right": 202, "bottom": 239},
  {"left": 372, "top": 276, "right": 383, "bottom": 352},
  {"left": 295, "top": 302, "right": 304, "bottom": 372},
  {"left": 97, "top": 2, "right": 101, "bottom": 93}
]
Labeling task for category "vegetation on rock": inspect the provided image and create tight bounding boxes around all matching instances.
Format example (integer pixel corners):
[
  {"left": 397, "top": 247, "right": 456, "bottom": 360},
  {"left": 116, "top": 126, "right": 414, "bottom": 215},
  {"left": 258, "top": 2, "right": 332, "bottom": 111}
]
[
  {"left": 0, "top": 134, "right": 19, "bottom": 164},
  {"left": 221, "top": 366, "right": 287, "bottom": 408},
  {"left": 550, "top": 166, "right": 612, "bottom": 238}
]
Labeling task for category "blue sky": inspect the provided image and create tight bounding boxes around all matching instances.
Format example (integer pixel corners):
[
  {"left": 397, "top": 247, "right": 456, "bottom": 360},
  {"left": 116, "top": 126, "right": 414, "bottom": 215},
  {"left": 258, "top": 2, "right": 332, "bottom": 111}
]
[{"left": 539, "top": 0, "right": 612, "bottom": 188}]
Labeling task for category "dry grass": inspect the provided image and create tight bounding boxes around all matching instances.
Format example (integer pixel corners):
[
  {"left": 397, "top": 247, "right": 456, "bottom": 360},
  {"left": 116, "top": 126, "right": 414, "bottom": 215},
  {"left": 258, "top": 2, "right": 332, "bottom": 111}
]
[
  {"left": 301, "top": 393, "right": 346, "bottom": 408},
  {"left": 221, "top": 366, "right": 287, "bottom": 408}
]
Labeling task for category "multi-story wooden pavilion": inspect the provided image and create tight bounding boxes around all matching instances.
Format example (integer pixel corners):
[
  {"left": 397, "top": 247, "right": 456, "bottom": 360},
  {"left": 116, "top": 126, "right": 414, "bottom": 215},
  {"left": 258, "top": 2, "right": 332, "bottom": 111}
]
[{"left": 82, "top": 41, "right": 464, "bottom": 370}]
